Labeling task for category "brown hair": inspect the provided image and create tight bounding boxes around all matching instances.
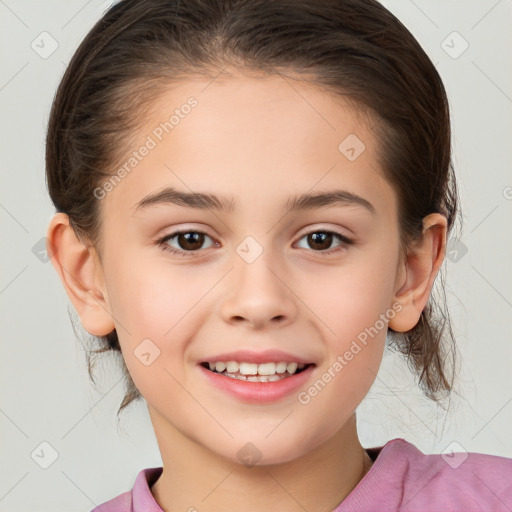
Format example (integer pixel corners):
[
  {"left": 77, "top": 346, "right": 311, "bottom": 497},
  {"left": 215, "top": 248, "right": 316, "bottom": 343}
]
[{"left": 46, "top": 0, "right": 461, "bottom": 418}]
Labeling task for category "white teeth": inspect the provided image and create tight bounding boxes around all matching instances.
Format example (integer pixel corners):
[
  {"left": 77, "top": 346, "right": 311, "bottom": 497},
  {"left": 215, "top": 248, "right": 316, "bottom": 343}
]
[
  {"left": 286, "top": 362, "right": 298, "bottom": 374},
  {"left": 275, "top": 362, "right": 287, "bottom": 373},
  {"left": 247, "top": 375, "right": 271, "bottom": 382},
  {"left": 257, "top": 362, "right": 276, "bottom": 375},
  {"left": 227, "top": 373, "right": 278, "bottom": 382},
  {"left": 239, "top": 362, "right": 258, "bottom": 375},
  {"left": 206, "top": 359, "right": 308, "bottom": 378},
  {"left": 226, "top": 372, "right": 246, "bottom": 381},
  {"left": 225, "top": 361, "right": 238, "bottom": 373}
]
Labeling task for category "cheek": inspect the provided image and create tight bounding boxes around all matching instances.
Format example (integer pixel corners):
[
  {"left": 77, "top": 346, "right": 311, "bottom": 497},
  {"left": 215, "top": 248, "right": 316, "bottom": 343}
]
[
  {"left": 292, "top": 248, "right": 395, "bottom": 408},
  {"left": 297, "top": 251, "right": 397, "bottom": 342},
  {"left": 102, "top": 258, "right": 207, "bottom": 392},
  {"left": 105, "top": 255, "right": 208, "bottom": 337}
]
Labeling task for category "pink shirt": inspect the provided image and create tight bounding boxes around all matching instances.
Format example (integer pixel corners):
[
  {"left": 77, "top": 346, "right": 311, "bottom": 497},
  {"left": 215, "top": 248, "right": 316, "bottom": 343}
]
[{"left": 91, "top": 438, "right": 512, "bottom": 511}]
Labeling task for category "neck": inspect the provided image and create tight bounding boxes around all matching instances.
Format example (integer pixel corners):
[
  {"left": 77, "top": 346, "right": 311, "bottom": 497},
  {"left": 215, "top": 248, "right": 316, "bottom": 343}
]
[{"left": 149, "top": 410, "right": 373, "bottom": 512}]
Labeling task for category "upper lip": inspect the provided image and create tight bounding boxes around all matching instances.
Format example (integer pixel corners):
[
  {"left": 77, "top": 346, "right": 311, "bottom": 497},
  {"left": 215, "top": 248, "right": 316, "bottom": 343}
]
[{"left": 200, "top": 349, "right": 314, "bottom": 365}]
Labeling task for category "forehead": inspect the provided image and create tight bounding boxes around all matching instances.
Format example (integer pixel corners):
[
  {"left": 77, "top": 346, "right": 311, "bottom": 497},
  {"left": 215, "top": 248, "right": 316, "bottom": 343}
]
[{"left": 102, "top": 70, "right": 397, "bottom": 223}]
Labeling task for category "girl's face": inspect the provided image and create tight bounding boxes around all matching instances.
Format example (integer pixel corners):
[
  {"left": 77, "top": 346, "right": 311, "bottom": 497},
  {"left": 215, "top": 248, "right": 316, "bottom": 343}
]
[{"left": 97, "top": 70, "right": 404, "bottom": 465}]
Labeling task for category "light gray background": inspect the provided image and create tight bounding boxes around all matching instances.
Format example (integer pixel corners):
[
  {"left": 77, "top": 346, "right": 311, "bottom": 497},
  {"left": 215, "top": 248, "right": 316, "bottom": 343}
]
[{"left": 1, "top": 1, "right": 511, "bottom": 511}]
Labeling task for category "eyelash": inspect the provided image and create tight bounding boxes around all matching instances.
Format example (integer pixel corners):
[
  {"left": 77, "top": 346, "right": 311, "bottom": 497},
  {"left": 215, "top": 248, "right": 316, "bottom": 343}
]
[{"left": 156, "top": 229, "right": 354, "bottom": 257}]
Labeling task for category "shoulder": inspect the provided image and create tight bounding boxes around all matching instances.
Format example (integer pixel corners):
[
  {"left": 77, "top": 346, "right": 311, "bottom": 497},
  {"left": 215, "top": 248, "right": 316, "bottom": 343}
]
[
  {"left": 338, "top": 438, "right": 512, "bottom": 512},
  {"left": 396, "top": 437, "right": 509, "bottom": 470},
  {"left": 386, "top": 438, "right": 512, "bottom": 479},
  {"left": 381, "top": 439, "right": 512, "bottom": 510},
  {"left": 90, "top": 467, "right": 163, "bottom": 512},
  {"left": 91, "top": 490, "right": 132, "bottom": 512}
]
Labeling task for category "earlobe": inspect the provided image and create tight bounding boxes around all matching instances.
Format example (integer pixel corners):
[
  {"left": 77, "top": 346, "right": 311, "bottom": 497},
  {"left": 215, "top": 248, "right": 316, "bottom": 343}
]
[
  {"left": 46, "top": 212, "right": 115, "bottom": 336},
  {"left": 388, "top": 213, "right": 447, "bottom": 333}
]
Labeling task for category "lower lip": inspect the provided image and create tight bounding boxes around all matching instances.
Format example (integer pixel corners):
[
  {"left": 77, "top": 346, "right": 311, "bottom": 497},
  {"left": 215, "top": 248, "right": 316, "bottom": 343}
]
[{"left": 198, "top": 364, "right": 315, "bottom": 404}]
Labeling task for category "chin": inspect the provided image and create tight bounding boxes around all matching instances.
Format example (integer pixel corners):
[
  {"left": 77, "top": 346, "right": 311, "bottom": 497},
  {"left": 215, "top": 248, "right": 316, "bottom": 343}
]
[{"left": 204, "top": 429, "right": 323, "bottom": 468}]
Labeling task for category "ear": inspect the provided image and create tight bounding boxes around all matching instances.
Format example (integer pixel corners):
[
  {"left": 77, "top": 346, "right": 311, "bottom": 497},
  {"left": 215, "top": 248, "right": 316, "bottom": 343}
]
[
  {"left": 388, "top": 213, "right": 447, "bottom": 333},
  {"left": 46, "top": 212, "right": 115, "bottom": 336}
]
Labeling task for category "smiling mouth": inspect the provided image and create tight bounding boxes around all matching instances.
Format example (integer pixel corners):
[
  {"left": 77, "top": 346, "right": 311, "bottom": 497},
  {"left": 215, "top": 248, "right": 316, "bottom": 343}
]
[{"left": 200, "top": 361, "right": 313, "bottom": 382}]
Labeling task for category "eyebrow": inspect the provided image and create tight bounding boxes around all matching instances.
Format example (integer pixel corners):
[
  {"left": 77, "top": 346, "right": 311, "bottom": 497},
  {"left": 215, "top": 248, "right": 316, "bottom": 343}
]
[{"left": 133, "top": 186, "right": 376, "bottom": 215}]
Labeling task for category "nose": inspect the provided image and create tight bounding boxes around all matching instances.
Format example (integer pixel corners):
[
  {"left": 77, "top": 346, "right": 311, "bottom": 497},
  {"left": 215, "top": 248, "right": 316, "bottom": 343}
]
[{"left": 219, "top": 249, "right": 298, "bottom": 330}]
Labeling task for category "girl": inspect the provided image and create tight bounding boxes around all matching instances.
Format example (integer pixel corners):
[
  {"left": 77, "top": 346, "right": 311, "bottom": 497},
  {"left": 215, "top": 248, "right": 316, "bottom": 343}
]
[{"left": 45, "top": 0, "right": 512, "bottom": 510}]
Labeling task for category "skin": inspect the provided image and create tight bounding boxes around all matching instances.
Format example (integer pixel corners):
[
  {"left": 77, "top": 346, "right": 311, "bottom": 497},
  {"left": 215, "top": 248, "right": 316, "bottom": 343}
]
[{"left": 47, "top": 68, "right": 447, "bottom": 511}]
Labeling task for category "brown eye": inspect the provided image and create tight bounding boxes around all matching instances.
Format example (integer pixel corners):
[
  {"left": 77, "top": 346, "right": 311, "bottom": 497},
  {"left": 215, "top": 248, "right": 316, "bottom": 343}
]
[
  {"left": 175, "top": 232, "right": 205, "bottom": 251},
  {"left": 307, "top": 232, "right": 333, "bottom": 250},
  {"left": 295, "top": 230, "right": 353, "bottom": 254},
  {"left": 159, "top": 231, "right": 216, "bottom": 256}
]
